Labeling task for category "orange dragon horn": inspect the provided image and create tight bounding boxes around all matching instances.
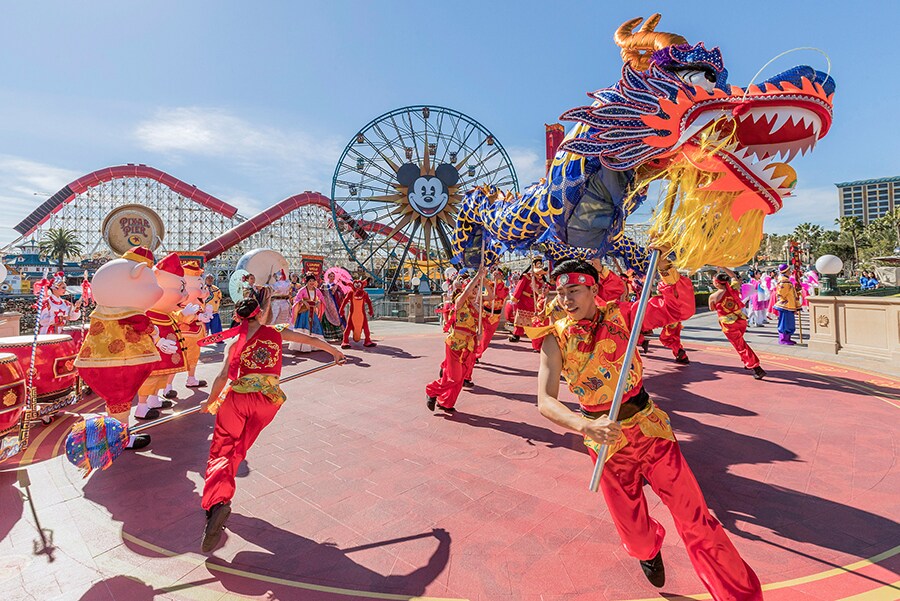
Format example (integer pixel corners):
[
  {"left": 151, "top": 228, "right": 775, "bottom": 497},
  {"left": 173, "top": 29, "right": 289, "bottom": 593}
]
[{"left": 614, "top": 13, "right": 688, "bottom": 70}]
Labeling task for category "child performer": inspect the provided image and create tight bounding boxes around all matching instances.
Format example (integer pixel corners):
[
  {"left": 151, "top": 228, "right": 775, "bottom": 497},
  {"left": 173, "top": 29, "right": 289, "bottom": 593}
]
[
  {"left": 426, "top": 266, "right": 485, "bottom": 414},
  {"left": 474, "top": 267, "right": 509, "bottom": 363},
  {"left": 536, "top": 257, "right": 762, "bottom": 600},
  {"left": 199, "top": 297, "right": 346, "bottom": 552},
  {"left": 774, "top": 264, "right": 801, "bottom": 345},
  {"left": 709, "top": 272, "right": 766, "bottom": 379}
]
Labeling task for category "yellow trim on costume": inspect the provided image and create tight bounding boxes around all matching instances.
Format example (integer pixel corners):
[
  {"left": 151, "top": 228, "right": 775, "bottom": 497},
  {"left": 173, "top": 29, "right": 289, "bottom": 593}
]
[
  {"left": 207, "top": 373, "right": 285, "bottom": 415},
  {"left": 583, "top": 400, "right": 675, "bottom": 459}
]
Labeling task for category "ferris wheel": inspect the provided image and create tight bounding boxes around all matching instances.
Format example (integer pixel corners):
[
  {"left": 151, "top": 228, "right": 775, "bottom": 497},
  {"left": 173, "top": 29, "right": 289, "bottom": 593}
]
[{"left": 331, "top": 105, "right": 518, "bottom": 289}]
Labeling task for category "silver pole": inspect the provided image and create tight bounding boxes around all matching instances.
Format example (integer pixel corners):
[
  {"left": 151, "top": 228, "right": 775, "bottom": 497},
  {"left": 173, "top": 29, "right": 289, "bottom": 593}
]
[
  {"left": 131, "top": 360, "right": 338, "bottom": 433},
  {"left": 588, "top": 249, "right": 660, "bottom": 493}
]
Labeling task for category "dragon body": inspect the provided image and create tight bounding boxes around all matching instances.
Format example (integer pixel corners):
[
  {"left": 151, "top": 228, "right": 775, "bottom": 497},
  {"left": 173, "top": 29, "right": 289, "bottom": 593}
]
[{"left": 452, "top": 14, "right": 835, "bottom": 273}]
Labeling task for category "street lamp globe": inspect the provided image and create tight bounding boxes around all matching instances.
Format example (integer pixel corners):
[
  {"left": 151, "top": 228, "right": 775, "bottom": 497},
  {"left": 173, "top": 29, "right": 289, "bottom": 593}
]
[
  {"left": 815, "top": 254, "right": 843, "bottom": 296},
  {"left": 815, "top": 254, "right": 843, "bottom": 275}
]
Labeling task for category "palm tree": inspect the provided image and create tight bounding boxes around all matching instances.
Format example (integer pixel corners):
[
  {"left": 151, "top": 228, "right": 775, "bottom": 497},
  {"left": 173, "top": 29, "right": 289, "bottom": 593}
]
[
  {"left": 39, "top": 228, "right": 84, "bottom": 272},
  {"left": 835, "top": 216, "right": 864, "bottom": 268},
  {"left": 882, "top": 207, "right": 900, "bottom": 248},
  {"left": 791, "top": 222, "right": 823, "bottom": 254}
]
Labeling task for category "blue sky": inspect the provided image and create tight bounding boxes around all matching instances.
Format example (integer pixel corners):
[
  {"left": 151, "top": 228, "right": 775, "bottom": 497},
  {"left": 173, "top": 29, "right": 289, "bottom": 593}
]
[{"left": 1, "top": 0, "right": 897, "bottom": 247}]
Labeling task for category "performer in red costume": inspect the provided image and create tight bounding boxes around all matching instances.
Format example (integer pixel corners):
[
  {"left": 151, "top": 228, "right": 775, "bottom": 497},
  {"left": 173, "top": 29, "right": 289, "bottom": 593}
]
[
  {"left": 37, "top": 272, "right": 82, "bottom": 335},
  {"left": 199, "top": 297, "right": 346, "bottom": 552},
  {"left": 507, "top": 258, "right": 549, "bottom": 348},
  {"left": 136, "top": 253, "right": 188, "bottom": 420},
  {"left": 426, "top": 266, "right": 485, "bottom": 413},
  {"left": 339, "top": 279, "right": 376, "bottom": 349},
  {"left": 535, "top": 257, "right": 762, "bottom": 600},
  {"left": 474, "top": 267, "right": 509, "bottom": 363},
  {"left": 658, "top": 321, "right": 690, "bottom": 364},
  {"left": 709, "top": 272, "right": 766, "bottom": 380}
]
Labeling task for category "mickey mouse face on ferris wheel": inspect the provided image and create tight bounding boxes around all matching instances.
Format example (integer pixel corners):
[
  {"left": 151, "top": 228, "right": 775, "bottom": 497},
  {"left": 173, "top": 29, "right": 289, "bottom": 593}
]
[{"left": 397, "top": 163, "right": 460, "bottom": 218}]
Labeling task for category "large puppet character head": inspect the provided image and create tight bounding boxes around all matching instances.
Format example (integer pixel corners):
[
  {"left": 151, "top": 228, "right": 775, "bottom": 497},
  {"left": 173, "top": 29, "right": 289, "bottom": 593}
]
[
  {"left": 181, "top": 261, "right": 206, "bottom": 307},
  {"left": 150, "top": 252, "right": 187, "bottom": 313},
  {"left": 91, "top": 246, "right": 163, "bottom": 311}
]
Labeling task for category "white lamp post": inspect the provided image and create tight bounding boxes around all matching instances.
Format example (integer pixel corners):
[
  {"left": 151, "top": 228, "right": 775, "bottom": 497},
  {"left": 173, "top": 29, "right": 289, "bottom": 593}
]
[{"left": 815, "top": 254, "right": 844, "bottom": 296}]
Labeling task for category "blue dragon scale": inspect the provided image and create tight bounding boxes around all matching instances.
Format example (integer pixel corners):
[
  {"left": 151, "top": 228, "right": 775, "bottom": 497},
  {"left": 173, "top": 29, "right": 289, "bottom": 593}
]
[{"left": 451, "top": 14, "right": 835, "bottom": 273}]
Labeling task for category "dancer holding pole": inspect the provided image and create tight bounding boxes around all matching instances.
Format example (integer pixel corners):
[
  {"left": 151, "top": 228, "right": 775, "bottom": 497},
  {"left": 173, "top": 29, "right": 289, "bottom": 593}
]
[
  {"left": 533, "top": 252, "right": 761, "bottom": 599},
  {"left": 425, "top": 265, "right": 485, "bottom": 414},
  {"left": 199, "top": 297, "right": 346, "bottom": 552}
]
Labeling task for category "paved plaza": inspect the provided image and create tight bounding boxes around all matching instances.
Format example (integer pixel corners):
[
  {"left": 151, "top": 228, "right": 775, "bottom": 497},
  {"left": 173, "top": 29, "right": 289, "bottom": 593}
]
[{"left": 1, "top": 317, "right": 898, "bottom": 601}]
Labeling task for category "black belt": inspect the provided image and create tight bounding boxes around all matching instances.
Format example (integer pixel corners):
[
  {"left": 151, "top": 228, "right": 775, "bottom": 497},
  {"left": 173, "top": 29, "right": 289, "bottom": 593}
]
[
  {"left": 580, "top": 387, "right": 650, "bottom": 421},
  {"left": 482, "top": 307, "right": 503, "bottom": 314}
]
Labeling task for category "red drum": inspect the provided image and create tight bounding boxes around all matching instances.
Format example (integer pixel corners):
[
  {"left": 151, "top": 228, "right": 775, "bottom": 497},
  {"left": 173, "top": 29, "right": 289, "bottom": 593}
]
[
  {"left": 0, "top": 352, "right": 26, "bottom": 435},
  {"left": 63, "top": 324, "right": 90, "bottom": 351},
  {"left": 0, "top": 335, "right": 79, "bottom": 403}
]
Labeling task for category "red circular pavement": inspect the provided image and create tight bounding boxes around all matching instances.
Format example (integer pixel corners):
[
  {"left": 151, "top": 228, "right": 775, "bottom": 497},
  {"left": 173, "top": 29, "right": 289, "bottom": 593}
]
[{"left": 1, "top": 325, "right": 898, "bottom": 601}]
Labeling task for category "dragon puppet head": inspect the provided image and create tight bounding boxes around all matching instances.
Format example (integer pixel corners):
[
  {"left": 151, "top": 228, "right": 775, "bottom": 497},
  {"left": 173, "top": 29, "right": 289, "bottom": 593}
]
[{"left": 560, "top": 14, "right": 835, "bottom": 270}]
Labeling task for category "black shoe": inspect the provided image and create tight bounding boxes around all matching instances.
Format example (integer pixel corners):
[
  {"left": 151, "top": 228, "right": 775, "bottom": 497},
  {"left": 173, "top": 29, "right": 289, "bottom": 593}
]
[
  {"left": 639, "top": 551, "right": 665, "bottom": 588},
  {"left": 753, "top": 366, "right": 767, "bottom": 380},
  {"left": 462, "top": 379, "right": 474, "bottom": 388},
  {"left": 134, "top": 408, "right": 160, "bottom": 420},
  {"left": 641, "top": 339, "right": 650, "bottom": 354},
  {"left": 159, "top": 399, "right": 175, "bottom": 409},
  {"left": 436, "top": 404, "right": 456, "bottom": 414},
  {"left": 507, "top": 335, "right": 520, "bottom": 343},
  {"left": 201, "top": 502, "right": 231, "bottom": 552},
  {"left": 426, "top": 396, "right": 437, "bottom": 411},
  {"left": 125, "top": 434, "right": 151, "bottom": 450},
  {"left": 674, "top": 349, "right": 690, "bottom": 365},
  {"left": 163, "top": 390, "right": 178, "bottom": 399}
]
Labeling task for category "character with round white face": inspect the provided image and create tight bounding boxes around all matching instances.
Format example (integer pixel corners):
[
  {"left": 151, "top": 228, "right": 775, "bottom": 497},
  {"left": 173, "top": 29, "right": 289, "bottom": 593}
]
[{"left": 408, "top": 176, "right": 449, "bottom": 217}]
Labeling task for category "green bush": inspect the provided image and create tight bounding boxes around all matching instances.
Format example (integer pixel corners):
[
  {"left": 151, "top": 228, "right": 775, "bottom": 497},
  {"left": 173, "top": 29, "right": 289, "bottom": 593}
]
[{"left": 694, "top": 291, "right": 711, "bottom": 308}]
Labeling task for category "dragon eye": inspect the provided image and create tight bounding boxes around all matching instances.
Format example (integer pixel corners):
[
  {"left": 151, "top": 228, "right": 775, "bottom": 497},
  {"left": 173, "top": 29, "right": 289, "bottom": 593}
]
[{"left": 674, "top": 68, "right": 716, "bottom": 93}]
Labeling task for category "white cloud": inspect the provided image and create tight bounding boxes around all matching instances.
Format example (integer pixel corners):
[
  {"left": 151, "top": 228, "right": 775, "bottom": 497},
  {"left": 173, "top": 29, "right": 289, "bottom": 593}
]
[
  {"left": 0, "top": 155, "right": 81, "bottom": 247},
  {"left": 134, "top": 107, "right": 343, "bottom": 191},
  {"left": 762, "top": 186, "right": 839, "bottom": 234},
  {"left": 506, "top": 146, "right": 545, "bottom": 188}
]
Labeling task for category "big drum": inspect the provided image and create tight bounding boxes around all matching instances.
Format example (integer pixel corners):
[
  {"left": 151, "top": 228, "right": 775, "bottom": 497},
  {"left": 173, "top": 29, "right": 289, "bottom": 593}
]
[
  {"left": 0, "top": 352, "right": 26, "bottom": 435},
  {"left": 62, "top": 324, "right": 90, "bottom": 351},
  {"left": 0, "top": 335, "right": 79, "bottom": 404}
]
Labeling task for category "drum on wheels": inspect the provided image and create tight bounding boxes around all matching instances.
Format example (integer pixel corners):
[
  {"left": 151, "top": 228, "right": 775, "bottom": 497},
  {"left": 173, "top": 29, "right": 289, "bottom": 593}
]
[
  {"left": 0, "top": 335, "right": 79, "bottom": 423},
  {"left": 0, "top": 352, "right": 26, "bottom": 436}
]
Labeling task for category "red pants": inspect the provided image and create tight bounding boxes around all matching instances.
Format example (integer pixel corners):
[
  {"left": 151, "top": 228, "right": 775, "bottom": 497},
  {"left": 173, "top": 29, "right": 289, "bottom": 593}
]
[
  {"left": 476, "top": 318, "right": 500, "bottom": 359},
  {"left": 201, "top": 391, "right": 280, "bottom": 510},
  {"left": 590, "top": 430, "right": 762, "bottom": 601},
  {"left": 722, "top": 320, "right": 760, "bottom": 368},
  {"left": 425, "top": 346, "right": 475, "bottom": 408},
  {"left": 659, "top": 322, "right": 684, "bottom": 357}
]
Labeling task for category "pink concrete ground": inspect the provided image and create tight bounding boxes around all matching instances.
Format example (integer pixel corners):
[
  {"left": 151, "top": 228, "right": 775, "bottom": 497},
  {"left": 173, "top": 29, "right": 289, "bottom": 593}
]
[{"left": 1, "top": 321, "right": 898, "bottom": 601}]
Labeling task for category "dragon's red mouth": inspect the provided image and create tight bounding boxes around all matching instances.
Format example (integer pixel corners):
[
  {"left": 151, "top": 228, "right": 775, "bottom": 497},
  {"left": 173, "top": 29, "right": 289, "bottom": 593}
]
[{"left": 656, "top": 78, "right": 834, "bottom": 217}]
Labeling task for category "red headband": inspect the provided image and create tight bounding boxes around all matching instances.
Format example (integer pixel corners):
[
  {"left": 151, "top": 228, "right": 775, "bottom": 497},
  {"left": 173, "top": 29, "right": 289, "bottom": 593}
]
[{"left": 555, "top": 272, "right": 597, "bottom": 288}]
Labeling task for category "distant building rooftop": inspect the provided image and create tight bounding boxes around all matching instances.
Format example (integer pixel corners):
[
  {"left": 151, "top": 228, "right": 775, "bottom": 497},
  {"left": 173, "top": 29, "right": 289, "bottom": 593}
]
[{"left": 835, "top": 176, "right": 900, "bottom": 187}]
